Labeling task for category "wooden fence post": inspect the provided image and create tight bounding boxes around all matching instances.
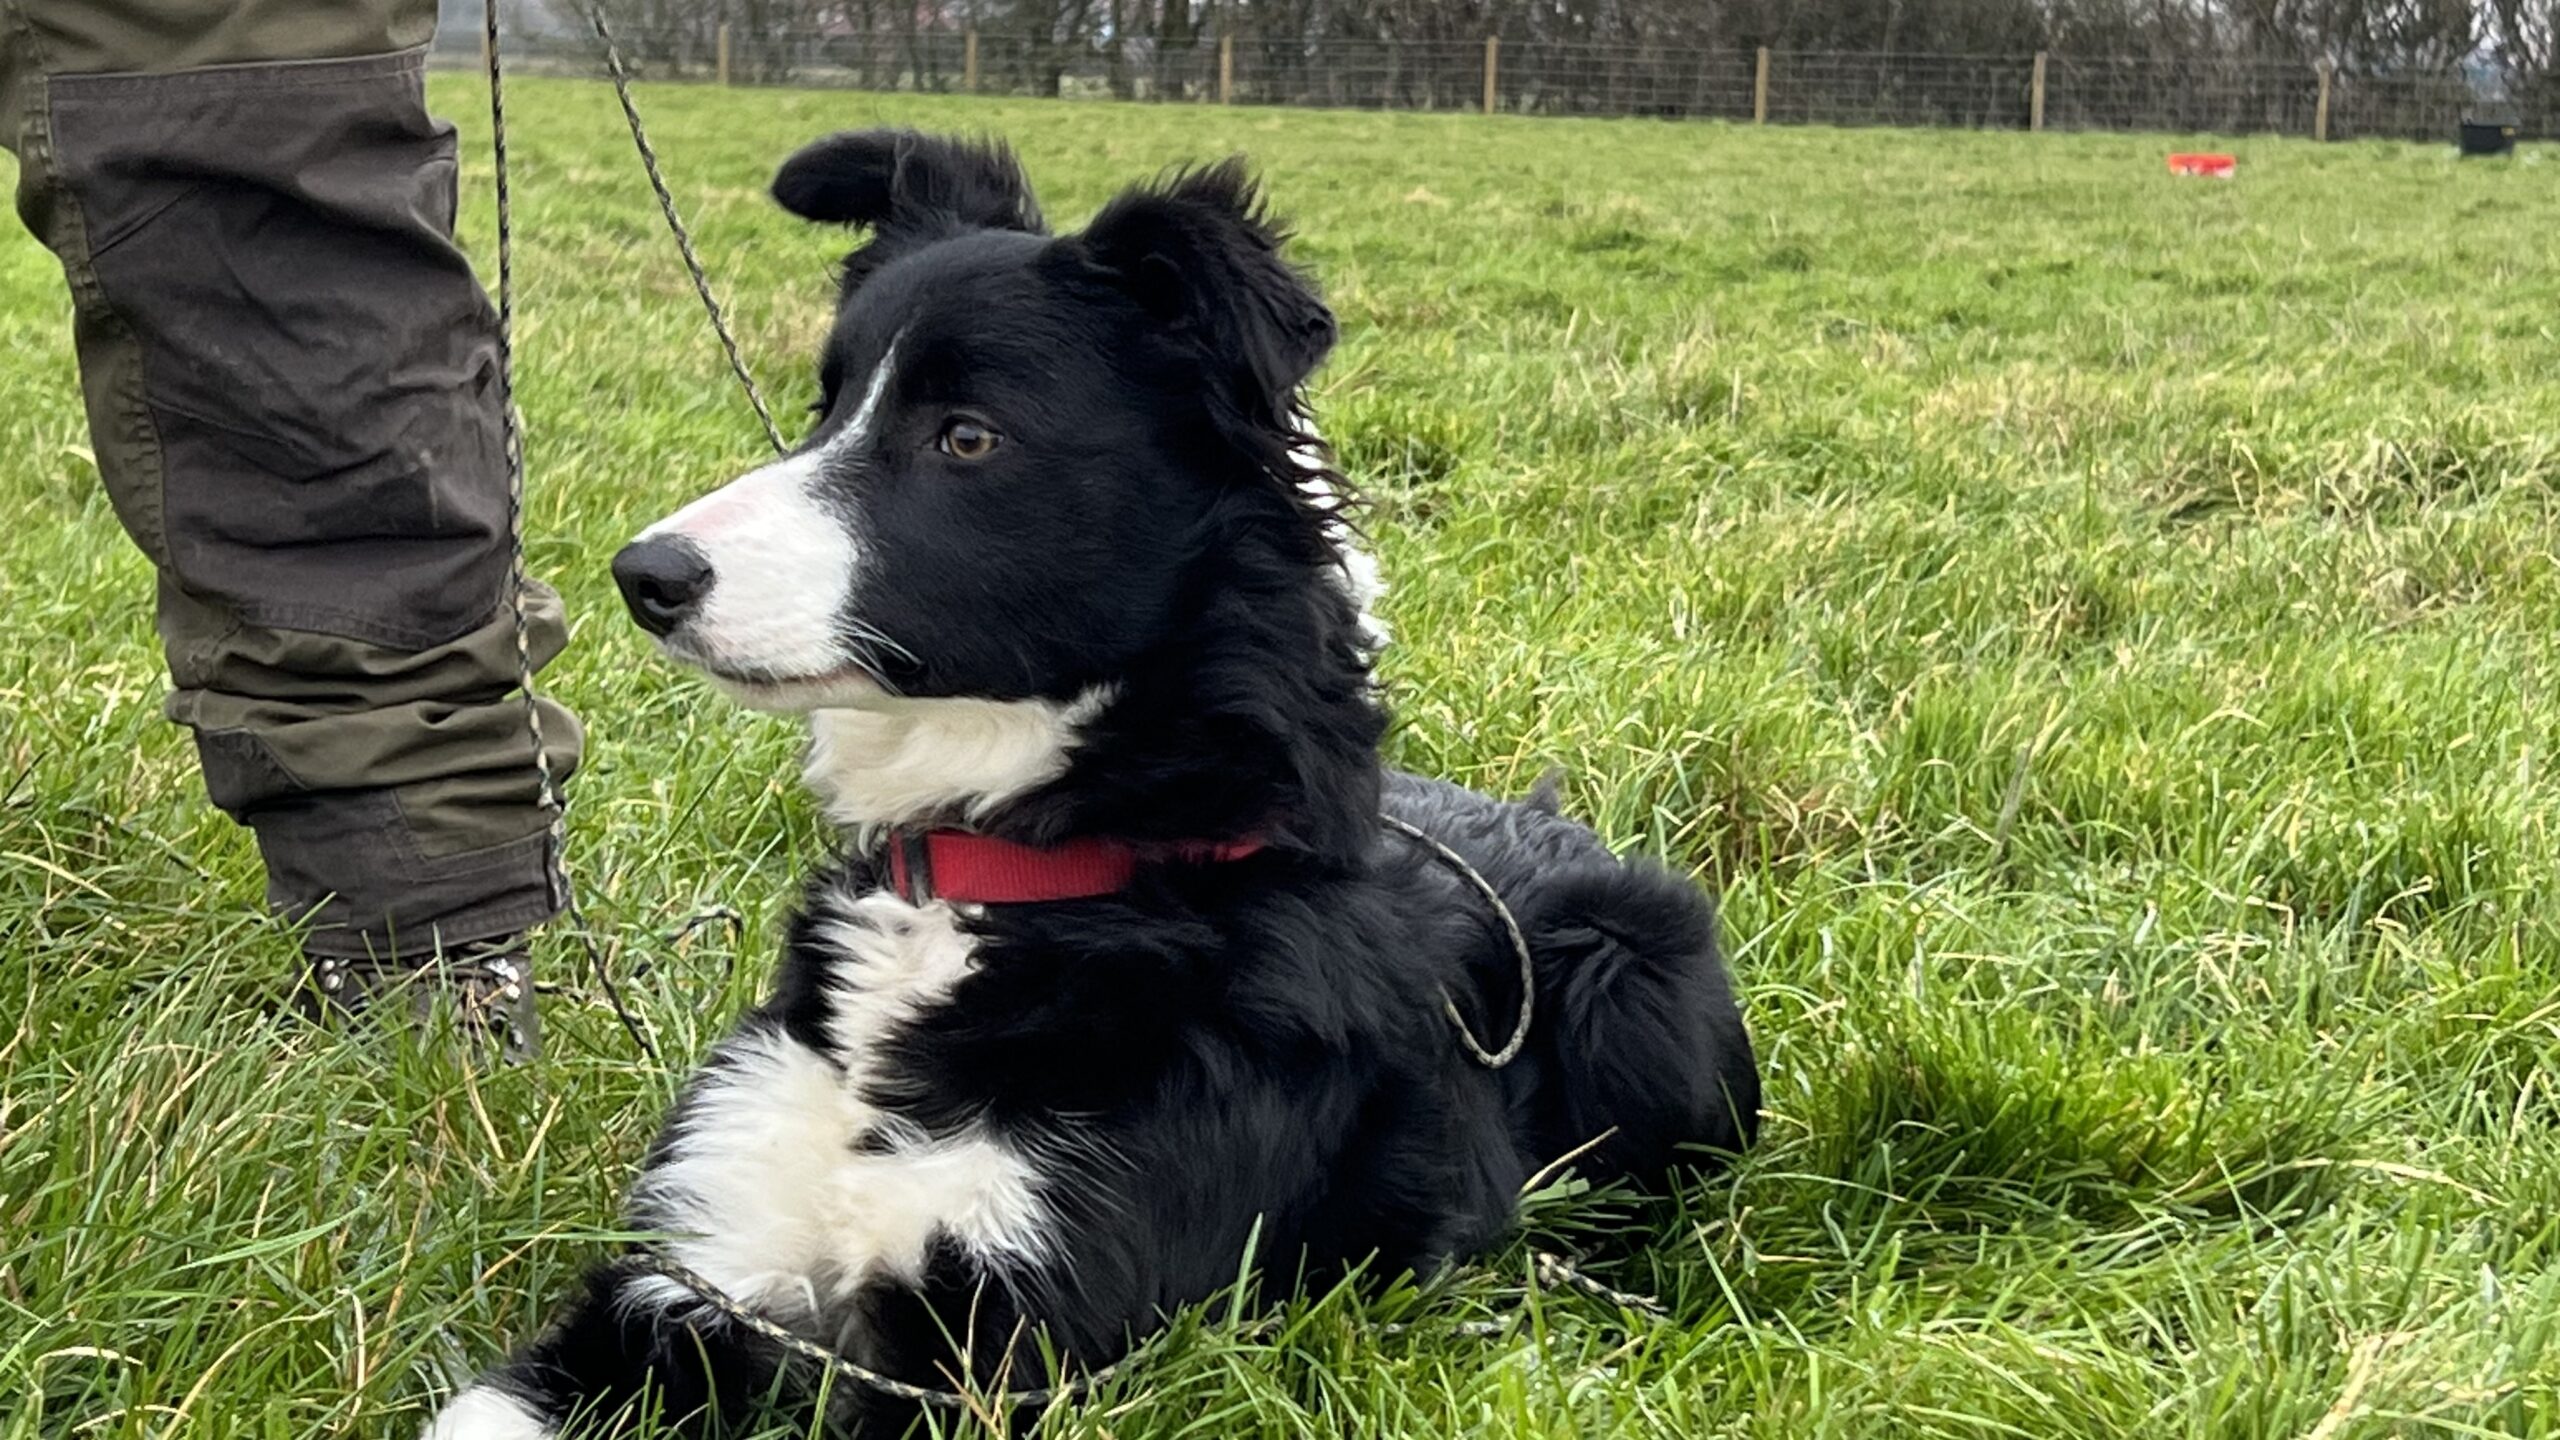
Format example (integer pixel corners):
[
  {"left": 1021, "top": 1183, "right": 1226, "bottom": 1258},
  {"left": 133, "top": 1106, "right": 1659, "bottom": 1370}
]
[
  {"left": 1219, "top": 34, "right": 1234, "bottom": 103},
  {"left": 716, "top": 22, "right": 731, "bottom": 86},
  {"left": 963, "top": 28, "right": 979, "bottom": 92},
  {"left": 1482, "top": 35, "right": 1499, "bottom": 116},
  {"left": 1753, "top": 46, "right": 1770, "bottom": 123},
  {"left": 2314, "top": 59, "right": 2334, "bottom": 141},
  {"left": 2030, "top": 51, "right": 2047, "bottom": 131}
]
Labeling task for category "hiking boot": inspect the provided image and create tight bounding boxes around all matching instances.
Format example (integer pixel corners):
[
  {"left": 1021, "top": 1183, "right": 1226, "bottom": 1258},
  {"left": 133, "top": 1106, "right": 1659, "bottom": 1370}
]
[{"left": 297, "top": 938, "right": 542, "bottom": 1063}]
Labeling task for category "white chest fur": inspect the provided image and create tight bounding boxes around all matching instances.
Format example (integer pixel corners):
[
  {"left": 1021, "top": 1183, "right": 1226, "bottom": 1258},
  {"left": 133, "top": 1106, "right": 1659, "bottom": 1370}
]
[{"left": 624, "top": 890, "right": 1053, "bottom": 1321}]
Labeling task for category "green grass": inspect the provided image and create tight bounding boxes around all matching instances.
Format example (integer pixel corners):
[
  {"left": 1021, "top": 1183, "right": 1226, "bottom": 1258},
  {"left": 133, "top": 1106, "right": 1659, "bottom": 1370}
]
[{"left": 5, "top": 80, "right": 2558, "bottom": 1438}]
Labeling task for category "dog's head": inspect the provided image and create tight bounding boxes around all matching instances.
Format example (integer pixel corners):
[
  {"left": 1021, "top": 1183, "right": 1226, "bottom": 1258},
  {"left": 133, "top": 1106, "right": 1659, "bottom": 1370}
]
[
  {"left": 613, "top": 131, "right": 1381, "bottom": 840},
  {"left": 613, "top": 129, "right": 1343, "bottom": 712}
]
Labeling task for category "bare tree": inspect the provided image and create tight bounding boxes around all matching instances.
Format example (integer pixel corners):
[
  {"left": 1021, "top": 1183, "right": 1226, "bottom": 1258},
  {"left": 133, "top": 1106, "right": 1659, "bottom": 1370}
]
[{"left": 665, "top": 0, "right": 2550, "bottom": 131}]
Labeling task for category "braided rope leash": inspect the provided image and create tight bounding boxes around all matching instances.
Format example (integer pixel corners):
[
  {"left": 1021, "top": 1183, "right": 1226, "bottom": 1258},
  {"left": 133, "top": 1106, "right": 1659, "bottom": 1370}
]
[
  {"left": 482, "top": 0, "right": 657, "bottom": 1060},
  {"left": 1534, "top": 1251, "right": 1670, "bottom": 1316},
  {"left": 630, "top": 1245, "right": 1659, "bottom": 1410},
  {"left": 626, "top": 1254, "right": 1131, "bottom": 1411},
  {"left": 1381, "top": 814, "right": 1537, "bottom": 1068},
  {"left": 587, "top": 9, "right": 787, "bottom": 457}
]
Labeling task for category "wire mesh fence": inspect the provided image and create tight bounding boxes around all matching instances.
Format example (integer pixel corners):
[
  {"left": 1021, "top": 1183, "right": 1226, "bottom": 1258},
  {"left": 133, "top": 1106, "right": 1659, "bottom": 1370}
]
[{"left": 438, "top": 24, "right": 2551, "bottom": 144}]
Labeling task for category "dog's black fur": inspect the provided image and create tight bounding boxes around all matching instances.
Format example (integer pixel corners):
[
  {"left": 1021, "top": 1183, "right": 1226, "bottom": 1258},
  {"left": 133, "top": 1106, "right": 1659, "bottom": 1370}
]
[{"left": 430, "top": 131, "right": 1758, "bottom": 1438}]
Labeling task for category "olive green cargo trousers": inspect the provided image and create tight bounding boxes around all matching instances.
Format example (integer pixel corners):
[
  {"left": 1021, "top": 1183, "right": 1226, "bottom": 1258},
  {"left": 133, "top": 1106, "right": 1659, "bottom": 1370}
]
[{"left": 1, "top": 0, "right": 580, "bottom": 959}]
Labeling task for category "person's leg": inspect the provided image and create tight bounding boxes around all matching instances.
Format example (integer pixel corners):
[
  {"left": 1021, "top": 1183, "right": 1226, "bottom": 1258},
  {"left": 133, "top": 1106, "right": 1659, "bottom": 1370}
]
[{"left": 0, "top": 0, "right": 580, "bottom": 1044}]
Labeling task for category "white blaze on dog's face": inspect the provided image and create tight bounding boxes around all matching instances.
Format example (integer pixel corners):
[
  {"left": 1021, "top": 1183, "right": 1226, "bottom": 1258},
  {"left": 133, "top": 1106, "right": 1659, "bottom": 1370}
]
[
  {"left": 621, "top": 348, "right": 900, "bottom": 712},
  {"left": 608, "top": 131, "right": 1368, "bottom": 827}
]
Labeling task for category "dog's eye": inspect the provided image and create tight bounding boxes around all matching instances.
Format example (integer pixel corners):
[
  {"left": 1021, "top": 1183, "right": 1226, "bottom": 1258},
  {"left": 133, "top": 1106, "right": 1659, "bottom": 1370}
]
[{"left": 937, "top": 418, "right": 1001, "bottom": 461}]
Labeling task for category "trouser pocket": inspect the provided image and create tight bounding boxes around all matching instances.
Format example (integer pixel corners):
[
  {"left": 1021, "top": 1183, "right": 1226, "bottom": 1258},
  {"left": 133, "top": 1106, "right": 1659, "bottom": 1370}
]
[{"left": 51, "top": 49, "right": 509, "bottom": 651}]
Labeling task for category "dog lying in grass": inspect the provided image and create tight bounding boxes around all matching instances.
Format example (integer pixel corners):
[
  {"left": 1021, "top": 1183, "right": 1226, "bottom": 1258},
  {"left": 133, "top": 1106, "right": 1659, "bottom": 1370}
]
[{"left": 427, "top": 130, "right": 1758, "bottom": 1438}]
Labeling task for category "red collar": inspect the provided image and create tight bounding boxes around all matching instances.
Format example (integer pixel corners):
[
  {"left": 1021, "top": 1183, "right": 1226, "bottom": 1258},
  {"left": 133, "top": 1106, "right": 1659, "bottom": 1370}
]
[{"left": 882, "top": 827, "right": 1266, "bottom": 905}]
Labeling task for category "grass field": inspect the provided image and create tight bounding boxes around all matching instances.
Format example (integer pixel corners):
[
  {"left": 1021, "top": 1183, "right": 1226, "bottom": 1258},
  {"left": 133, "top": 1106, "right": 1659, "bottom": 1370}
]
[{"left": 5, "top": 79, "right": 2559, "bottom": 1438}]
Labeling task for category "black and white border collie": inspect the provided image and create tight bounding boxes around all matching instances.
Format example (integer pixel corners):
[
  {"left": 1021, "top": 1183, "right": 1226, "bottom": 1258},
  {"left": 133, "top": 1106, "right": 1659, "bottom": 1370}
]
[{"left": 426, "top": 130, "right": 1759, "bottom": 1439}]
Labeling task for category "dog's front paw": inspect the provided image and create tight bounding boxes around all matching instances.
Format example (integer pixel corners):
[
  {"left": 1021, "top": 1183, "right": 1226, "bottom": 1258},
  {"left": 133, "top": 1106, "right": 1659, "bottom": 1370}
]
[{"left": 422, "top": 1385, "right": 555, "bottom": 1440}]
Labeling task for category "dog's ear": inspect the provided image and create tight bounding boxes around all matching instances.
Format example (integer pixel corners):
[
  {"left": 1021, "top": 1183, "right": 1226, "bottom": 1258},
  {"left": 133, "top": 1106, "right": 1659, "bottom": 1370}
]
[
  {"left": 1073, "top": 160, "right": 1336, "bottom": 430},
  {"left": 772, "top": 129, "right": 1045, "bottom": 236}
]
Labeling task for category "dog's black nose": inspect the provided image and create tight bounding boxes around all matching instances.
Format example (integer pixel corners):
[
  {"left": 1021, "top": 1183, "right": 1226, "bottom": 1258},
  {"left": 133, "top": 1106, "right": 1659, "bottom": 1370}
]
[{"left": 612, "top": 537, "right": 715, "bottom": 637}]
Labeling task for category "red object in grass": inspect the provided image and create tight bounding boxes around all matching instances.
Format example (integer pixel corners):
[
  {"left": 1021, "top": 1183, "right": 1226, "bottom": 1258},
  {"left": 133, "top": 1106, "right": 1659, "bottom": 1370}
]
[{"left": 2167, "top": 152, "right": 2237, "bottom": 178}]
